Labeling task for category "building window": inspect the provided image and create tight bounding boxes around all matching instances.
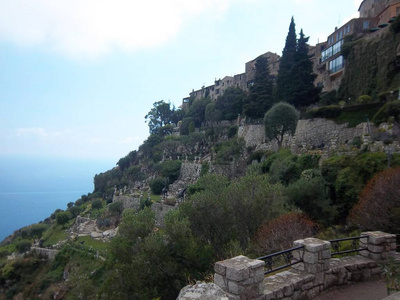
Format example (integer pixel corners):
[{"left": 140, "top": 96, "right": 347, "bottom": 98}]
[
  {"left": 329, "top": 56, "right": 344, "bottom": 73},
  {"left": 321, "top": 40, "right": 343, "bottom": 62},
  {"left": 363, "top": 20, "right": 370, "bottom": 29}
]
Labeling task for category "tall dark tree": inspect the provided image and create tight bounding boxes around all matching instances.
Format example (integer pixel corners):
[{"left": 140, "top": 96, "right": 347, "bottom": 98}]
[
  {"left": 216, "top": 87, "right": 246, "bottom": 120},
  {"left": 276, "top": 17, "right": 297, "bottom": 103},
  {"left": 243, "top": 55, "right": 274, "bottom": 119},
  {"left": 276, "top": 18, "right": 320, "bottom": 108},
  {"left": 291, "top": 29, "right": 320, "bottom": 107}
]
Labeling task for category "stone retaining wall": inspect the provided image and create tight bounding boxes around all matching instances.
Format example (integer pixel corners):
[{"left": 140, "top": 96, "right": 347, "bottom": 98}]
[
  {"left": 209, "top": 231, "right": 397, "bottom": 300},
  {"left": 238, "top": 119, "right": 367, "bottom": 155},
  {"left": 112, "top": 195, "right": 140, "bottom": 210},
  {"left": 31, "top": 247, "right": 58, "bottom": 260}
]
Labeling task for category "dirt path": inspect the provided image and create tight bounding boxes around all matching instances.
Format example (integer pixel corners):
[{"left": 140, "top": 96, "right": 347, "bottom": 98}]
[{"left": 314, "top": 279, "right": 388, "bottom": 300}]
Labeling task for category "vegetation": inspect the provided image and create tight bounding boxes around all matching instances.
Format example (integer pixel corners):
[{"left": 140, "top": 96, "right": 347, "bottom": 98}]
[
  {"left": 3, "top": 12, "right": 400, "bottom": 300},
  {"left": 244, "top": 55, "right": 275, "bottom": 119},
  {"left": 264, "top": 102, "right": 299, "bottom": 148},
  {"left": 276, "top": 18, "right": 319, "bottom": 107}
]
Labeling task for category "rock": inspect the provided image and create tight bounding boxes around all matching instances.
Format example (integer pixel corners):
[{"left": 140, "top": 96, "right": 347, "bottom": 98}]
[
  {"left": 90, "top": 232, "right": 102, "bottom": 239},
  {"left": 177, "top": 282, "right": 229, "bottom": 300}
]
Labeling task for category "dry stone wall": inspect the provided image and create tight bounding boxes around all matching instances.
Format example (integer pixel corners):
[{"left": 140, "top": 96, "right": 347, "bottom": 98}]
[{"left": 238, "top": 119, "right": 366, "bottom": 155}]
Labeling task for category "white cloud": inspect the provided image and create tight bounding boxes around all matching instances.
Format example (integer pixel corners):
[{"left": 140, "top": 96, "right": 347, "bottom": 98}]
[
  {"left": 15, "top": 127, "right": 71, "bottom": 139},
  {"left": 0, "top": 0, "right": 230, "bottom": 59}
]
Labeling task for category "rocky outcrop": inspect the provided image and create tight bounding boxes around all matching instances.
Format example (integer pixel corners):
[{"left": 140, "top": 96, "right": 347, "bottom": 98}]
[{"left": 177, "top": 282, "right": 229, "bottom": 300}]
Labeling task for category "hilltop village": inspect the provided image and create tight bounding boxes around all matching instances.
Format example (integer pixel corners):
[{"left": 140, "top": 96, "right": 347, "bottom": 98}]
[
  {"left": 184, "top": 0, "right": 400, "bottom": 106},
  {"left": 2, "top": 0, "right": 400, "bottom": 299}
]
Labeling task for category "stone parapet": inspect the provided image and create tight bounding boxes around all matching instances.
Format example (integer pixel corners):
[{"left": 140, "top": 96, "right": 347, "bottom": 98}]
[
  {"left": 360, "top": 231, "right": 397, "bottom": 260},
  {"left": 214, "top": 255, "right": 265, "bottom": 300}
]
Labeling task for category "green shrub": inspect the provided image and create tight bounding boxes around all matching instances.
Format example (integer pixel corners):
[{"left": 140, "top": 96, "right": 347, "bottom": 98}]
[
  {"left": 390, "top": 15, "right": 400, "bottom": 34},
  {"left": 372, "top": 100, "right": 400, "bottom": 125},
  {"left": 108, "top": 201, "right": 124, "bottom": 214},
  {"left": 228, "top": 125, "right": 238, "bottom": 139},
  {"left": 149, "top": 177, "right": 167, "bottom": 195},
  {"left": 305, "top": 105, "right": 342, "bottom": 119},
  {"left": 357, "top": 95, "right": 373, "bottom": 104},
  {"left": 161, "top": 160, "right": 182, "bottom": 183},
  {"left": 15, "top": 240, "right": 32, "bottom": 253}
]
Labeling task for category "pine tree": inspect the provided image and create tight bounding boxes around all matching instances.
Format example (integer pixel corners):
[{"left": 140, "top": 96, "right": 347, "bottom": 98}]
[
  {"left": 244, "top": 55, "right": 274, "bottom": 119},
  {"left": 276, "top": 17, "right": 297, "bottom": 103}
]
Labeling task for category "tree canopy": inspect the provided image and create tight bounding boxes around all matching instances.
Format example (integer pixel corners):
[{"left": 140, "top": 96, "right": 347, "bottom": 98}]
[
  {"left": 276, "top": 18, "right": 320, "bottom": 108},
  {"left": 244, "top": 55, "right": 275, "bottom": 119},
  {"left": 264, "top": 102, "right": 299, "bottom": 148}
]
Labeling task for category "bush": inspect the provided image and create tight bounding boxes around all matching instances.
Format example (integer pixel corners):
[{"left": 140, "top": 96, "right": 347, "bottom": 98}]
[
  {"left": 357, "top": 95, "right": 373, "bottom": 104},
  {"left": 160, "top": 160, "right": 182, "bottom": 183},
  {"left": 56, "top": 211, "right": 71, "bottom": 228},
  {"left": 149, "top": 177, "right": 167, "bottom": 195},
  {"left": 349, "top": 167, "right": 400, "bottom": 232},
  {"left": 16, "top": 240, "right": 32, "bottom": 253},
  {"left": 305, "top": 105, "right": 342, "bottom": 119},
  {"left": 372, "top": 100, "right": 400, "bottom": 125},
  {"left": 256, "top": 212, "right": 317, "bottom": 253},
  {"left": 109, "top": 201, "right": 124, "bottom": 214},
  {"left": 228, "top": 125, "right": 238, "bottom": 139},
  {"left": 180, "top": 117, "right": 194, "bottom": 135},
  {"left": 390, "top": 15, "right": 400, "bottom": 34}
]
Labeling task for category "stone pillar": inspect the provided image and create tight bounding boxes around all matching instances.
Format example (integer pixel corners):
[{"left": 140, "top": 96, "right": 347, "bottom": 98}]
[
  {"left": 214, "top": 255, "right": 265, "bottom": 300},
  {"left": 360, "top": 231, "right": 397, "bottom": 260},
  {"left": 293, "top": 238, "right": 331, "bottom": 274}
]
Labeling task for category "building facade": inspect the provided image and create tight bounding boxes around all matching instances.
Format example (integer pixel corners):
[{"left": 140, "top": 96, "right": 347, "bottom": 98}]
[{"left": 183, "top": 0, "right": 400, "bottom": 108}]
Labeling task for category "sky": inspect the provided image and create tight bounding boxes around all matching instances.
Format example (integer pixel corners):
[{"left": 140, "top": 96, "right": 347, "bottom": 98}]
[{"left": 0, "top": 0, "right": 363, "bottom": 165}]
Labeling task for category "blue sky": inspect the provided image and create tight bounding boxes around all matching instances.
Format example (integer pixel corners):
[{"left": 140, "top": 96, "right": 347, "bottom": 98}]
[{"left": 0, "top": 0, "right": 362, "bottom": 164}]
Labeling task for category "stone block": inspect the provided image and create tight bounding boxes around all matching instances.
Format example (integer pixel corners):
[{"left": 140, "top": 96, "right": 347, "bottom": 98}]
[
  {"left": 303, "top": 238, "right": 331, "bottom": 253},
  {"left": 363, "top": 268, "right": 371, "bottom": 279},
  {"left": 249, "top": 260, "right": 265, "bottom": 270},
  {"left": 242, "top": 277, "right": 255, "bottom": 285},
  {"left": 359, "top": 250, "right": 369, "bottom": 258},
  {"left": 305, "top": 263, "right": 318, "bottom": 274},
  {"left": 283, "top": 283, "right": 294, "bottom": 297},
  {"left": 303, "top": 252, "right": 318, "bottom": 264},
  {"left": 371, "top": 267, "right": 382, "bottom": 275},
  {"left": 369, "top": 252, "right": 382, "bottom": 260},
  {"left": 314, "top": 272, "right": 325, "bottom": 286},
  {"left": 368, "top": 244, "right": 385, "bottom": 253},
  {"left": 362, "top": 231, "right": 389, "bottom": 245},
  {"left": 227, "top": 280, "right": 243, "bottom": 295},
  {"left": 226, "top": 266, "right": 249, "bottom": 282},
  {"left": 214, "top": 273, "right": 227, "bottom": 291},
  {"left": 302, "top": 282, "right": 314, "bottom": 291},
  {"left": 307, "top": 286, "right": 322, "bottom": 299},
  {"left": 215, "top": 262, "right": 227, "bottom": 276},
  {"left": 320, "top": 249, "right": 331, "bottom": 260},
  {"left": 324, "top": 261, "right": 330, "bottom": 270},
  {"left": 324, "top": 274, "right": 337, "bottom": 289},
  {"left": 264, "top": 291, "right": 274, "bottom": 300}
]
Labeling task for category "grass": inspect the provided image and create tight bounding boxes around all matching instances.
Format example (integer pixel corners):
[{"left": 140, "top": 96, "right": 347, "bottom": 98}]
[
  {"left": 73, "top": 236, "right": 109, "bottom": 252},
  {"left": 42, "top": 220, "right": 74, "bottom": 247},
  {"left": 330, "top": 107, "right": 380, "bottom": 127}
]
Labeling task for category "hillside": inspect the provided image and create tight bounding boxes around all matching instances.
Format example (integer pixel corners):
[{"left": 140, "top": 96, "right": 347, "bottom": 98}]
[{"left": 1, "top": 16, "right": 400, "bottom": 300}]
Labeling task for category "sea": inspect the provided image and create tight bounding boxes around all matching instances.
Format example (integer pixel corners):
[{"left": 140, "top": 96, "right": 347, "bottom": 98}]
[{"left": 0, "top": 156, "right": 115, "bottom": 242}]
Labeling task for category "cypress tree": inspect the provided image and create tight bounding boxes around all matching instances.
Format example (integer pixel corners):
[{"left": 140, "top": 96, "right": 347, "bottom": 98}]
[
  {"left": 276, "top": 17, "right": 297, "bottom": 103},
  {"left": 291, "top": 29, "right": 320, "bottom": 108},
  {"left": 244, "top": 55, "right": 274, "bottom": 119}
]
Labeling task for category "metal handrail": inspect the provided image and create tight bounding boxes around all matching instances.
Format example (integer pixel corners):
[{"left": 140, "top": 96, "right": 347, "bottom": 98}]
[
  {"left": 329, "top": 235, "right": 368, "bottom": 256},
  {"left": 257, "top": 245, "right": 304, "bottom": 275}
]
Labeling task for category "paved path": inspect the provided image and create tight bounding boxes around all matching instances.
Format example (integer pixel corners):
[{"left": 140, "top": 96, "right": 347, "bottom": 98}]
[{"left": 314, "top": 279, "right": 388, "bottom": 300}]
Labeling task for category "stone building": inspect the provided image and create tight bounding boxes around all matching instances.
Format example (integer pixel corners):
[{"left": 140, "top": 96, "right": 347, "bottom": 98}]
[
  {"left": 183, "top": 52, "right": 280, "bottom": 107},
  {"left": 314, "top": 0, "right": 400, "bottom": 91},
  {"left": 182, "top": 0, "right": 400, "bottom": 108}
]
